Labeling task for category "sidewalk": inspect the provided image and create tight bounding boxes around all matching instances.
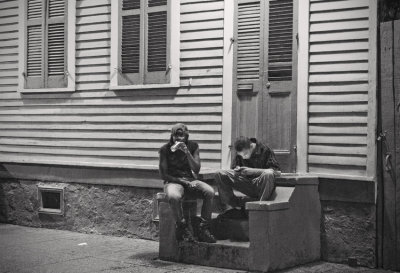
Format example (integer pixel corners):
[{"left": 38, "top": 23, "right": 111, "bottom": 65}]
[{"left": 0, "top": 223, "right": 397, "bottom": 273}]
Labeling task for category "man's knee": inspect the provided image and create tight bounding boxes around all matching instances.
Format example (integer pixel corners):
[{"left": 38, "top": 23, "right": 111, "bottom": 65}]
[
  {"left": 196, "top": 181, "right": 215, "bottom": 200},
  {"left": 166, "top": 192, "right": 183, "bottom": 204},
  {"left": 261, "top": 169, "right": 275, "bottom": 178},
  {"left": 214, "top": 169, "right": 233, "bottom": 182},
  {"left": 203, "top": 186, "right": 215, "bottom": 200}
]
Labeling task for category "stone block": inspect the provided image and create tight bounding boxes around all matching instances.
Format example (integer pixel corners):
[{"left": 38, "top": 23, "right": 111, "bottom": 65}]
[
  {"left": 247, "top": 183, "right": 321, "bottom": 272},
  {"left": 320, "top": 200, "right": 376, "bottom": 268}
]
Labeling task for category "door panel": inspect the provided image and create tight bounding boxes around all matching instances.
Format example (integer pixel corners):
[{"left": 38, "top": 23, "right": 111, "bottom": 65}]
[{"left": 233, "top": 0, "right": 297, "bottom": 172}]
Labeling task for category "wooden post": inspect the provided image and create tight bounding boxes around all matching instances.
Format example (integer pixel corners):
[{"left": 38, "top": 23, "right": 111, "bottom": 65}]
[
  {"left": 393, "top": 19, "right": 400, "bottom": 270},
  {"left": 380, "top": 21, "right": 397, "bottom": 270}
]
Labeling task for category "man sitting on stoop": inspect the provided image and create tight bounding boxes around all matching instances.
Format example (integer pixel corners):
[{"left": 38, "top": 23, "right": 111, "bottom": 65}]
[
  {"left": 159, "top": 123, "right": 216, "bottom": 243},
  {"left": 215, "top": 136, "right": 281, "bottom": 217}
]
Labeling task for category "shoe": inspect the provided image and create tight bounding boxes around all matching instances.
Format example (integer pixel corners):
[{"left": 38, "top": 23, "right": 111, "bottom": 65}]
[
  {"left": 176, "top": 220, "right": 197, "bottom": 242},
  {"left": 197, "top": 220, "right": 217, "bottom": 243}
]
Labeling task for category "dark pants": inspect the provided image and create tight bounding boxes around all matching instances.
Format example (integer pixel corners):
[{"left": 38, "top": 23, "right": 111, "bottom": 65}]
[
  {"left": 214, "top": 169, "right": 276, "bottom": 208},
  {"left": 164, "top": 180, "right": 214, "bottom": 222}
]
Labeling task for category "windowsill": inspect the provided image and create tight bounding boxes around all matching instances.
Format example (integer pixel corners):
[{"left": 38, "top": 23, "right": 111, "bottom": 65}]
[
  {"left": 19, "top": 87, "right": 75, "bottom": 94},
  {"left": 109, "top": 83, "right": 180, "bottom": 90}
]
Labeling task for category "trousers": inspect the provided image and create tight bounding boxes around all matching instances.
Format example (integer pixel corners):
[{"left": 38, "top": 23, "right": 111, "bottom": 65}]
[
  {"left": 214, "top": 169, "right": 276, "bottom": 208},
  {"left": 164, "top": 180, "right": 214, "bottom": 222}
]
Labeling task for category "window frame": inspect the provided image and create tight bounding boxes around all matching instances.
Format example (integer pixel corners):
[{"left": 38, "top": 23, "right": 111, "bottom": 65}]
[
  {"left": 18, "top": 0, "right": 76, "bottom": 93},
  {"left": 110, "top": 0, "right": 180, "bottom": 90}
]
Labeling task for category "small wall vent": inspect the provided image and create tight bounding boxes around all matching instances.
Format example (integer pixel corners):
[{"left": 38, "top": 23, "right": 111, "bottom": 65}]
[{"left": 38, "top": 185, "right": 65, "bottom": 215}]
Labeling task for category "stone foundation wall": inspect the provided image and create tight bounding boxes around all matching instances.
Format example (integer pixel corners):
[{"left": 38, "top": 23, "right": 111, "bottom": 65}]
[
  {"left": 321, "top": 200, "right": 376, "bottom": 268},
  {"left": 0, "top": 179, "right": 159, "bottom": 240}
]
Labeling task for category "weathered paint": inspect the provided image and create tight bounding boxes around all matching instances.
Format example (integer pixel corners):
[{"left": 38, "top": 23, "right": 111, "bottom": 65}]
[{"left": 0, "top": 0, "right": 224, "bottom": 170}]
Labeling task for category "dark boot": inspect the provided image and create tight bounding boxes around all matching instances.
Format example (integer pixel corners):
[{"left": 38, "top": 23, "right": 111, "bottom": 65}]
[
  {"left": 197, "top": 219, "right": 217, "bottom": 243},
  {"left": 176, "top": 219, "right": 197, "bottom": 242}
]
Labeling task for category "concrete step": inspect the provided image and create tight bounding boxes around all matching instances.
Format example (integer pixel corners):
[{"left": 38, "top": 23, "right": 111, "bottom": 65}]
[
  {"left": 211, "top": 216, "right": 249, "bottom": 241},
  {"left": 176, "top": 240, "right": 250, "bottom": 271}
]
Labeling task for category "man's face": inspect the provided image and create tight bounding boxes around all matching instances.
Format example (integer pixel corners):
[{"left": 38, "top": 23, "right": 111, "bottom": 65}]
[
  {"left": 172, "top": 130, "right": 187, "bottom": 143},
  {"left": 237, "top": 148, "right": 252, "bottom": 160}
]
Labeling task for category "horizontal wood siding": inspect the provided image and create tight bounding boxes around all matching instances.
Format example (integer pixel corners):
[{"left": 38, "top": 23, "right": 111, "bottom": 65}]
[
  {"left": 0, "top": 0, "right": 224, "bottom": 170},
  {"left": 308, "top": 0, "right": 374, "bottom": 177}
]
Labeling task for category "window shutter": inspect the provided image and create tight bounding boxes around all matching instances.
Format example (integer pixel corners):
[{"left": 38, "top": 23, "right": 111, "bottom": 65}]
[
  {"left": 26, "top": 0, "right": 45, "bottom": 89},
  {"left": 119, "top": 0, "right": 141, "bottom": 85},
  {"left": 46, "top": 0, "right": 67, "bottom": 88},
  {"left": 234, "top": 0, "right": 264, "bottom": 94},
  {"left": 267, "top": 0, "right": 294, "bottom": 82},
  {"left": 144, "top": 0, "right": 168, "bottom": 84}
]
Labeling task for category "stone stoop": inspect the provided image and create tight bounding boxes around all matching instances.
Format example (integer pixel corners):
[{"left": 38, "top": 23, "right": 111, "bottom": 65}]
[{"left": 157, "top": 175, "right": 321, "bottom": 272}]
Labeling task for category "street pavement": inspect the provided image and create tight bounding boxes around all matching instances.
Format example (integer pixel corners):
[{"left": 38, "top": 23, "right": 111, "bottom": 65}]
[{"left": 0, "top": 223, "right": 397, "bottom": 273}]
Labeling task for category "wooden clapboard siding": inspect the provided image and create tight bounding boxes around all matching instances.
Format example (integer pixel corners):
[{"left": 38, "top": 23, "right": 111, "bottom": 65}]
[
  {"left": 0, "top": 0, "right": 224, "bottom": 170},
  {"left": 307, "top": 0, "right": 376, "bottom": 177}
]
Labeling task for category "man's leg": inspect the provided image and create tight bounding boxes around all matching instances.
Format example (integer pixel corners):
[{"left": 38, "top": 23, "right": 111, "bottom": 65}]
[
  {"left": 164, "top": 182, "right": 185, "bottom": 222},
  {"left": 214, "top": 169, "right": 240, "bottom": 208},
  {"left": 252, "top": 169, "right": 276, "bottom": 201},
  {"left": 214, "top": 169, "right": 256, "bottom": 208},
  {"left": 164, "top": 182, "right": 196, "bottom": 242},
  {"left": 189, "top": 180, "right": 216, "bottom": 243},
  {"left": 190, "top": 180, "right": 214, "bottom": 220}
]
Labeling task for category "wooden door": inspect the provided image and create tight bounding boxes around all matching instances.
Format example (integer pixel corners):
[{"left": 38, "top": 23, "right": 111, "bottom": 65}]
[
  {"left": 378, "top": 20, "right": 400, "bottom": 271},
  {"left": 232, "top": 0, "right": 298, "bottom": 172}
]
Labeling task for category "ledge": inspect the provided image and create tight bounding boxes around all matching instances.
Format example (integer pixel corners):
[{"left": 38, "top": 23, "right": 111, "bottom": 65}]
[
  {"left": 0, "top": 162, "right": 376, "bottom": 204},
  {"left": 0, "top": 162, "right": 217, "bottom": 189}
]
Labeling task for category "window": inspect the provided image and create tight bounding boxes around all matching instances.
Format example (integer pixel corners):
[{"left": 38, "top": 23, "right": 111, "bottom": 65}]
[
  {"left": 110, "top": 0, "right": 180, "bottom": 89},
  {"left": 38, "top": 185, "right": 65, "bottom": 215},
  {"left": 18, "top": 0, "right": 76, "bottom": 93}
]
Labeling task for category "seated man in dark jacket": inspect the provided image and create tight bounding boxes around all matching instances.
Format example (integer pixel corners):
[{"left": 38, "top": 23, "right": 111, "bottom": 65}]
[
  {"left": 215, "top": 136, "right": 280, "bottom": 213},
  {"left": 159, "top": 123, "right": 216, "bottom": 243}
]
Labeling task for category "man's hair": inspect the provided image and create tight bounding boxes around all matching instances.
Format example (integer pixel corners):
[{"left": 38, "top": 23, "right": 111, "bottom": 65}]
[{"left": 234, "top": 136, "right": 251, "bottom": 152}]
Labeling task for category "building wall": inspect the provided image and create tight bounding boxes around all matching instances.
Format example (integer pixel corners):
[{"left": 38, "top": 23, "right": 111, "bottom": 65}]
[
  {"left": 321, "top": 201, "right": 376, "bottom": 267},
  {"left": 0, "top": 0, "right": 224, "bottom": 170},
  {"left": 307, "top": 0, "right": 377, "bottom": 178},
  {"left": 0, "top": 178, "right": 159, "bottom": 239}
]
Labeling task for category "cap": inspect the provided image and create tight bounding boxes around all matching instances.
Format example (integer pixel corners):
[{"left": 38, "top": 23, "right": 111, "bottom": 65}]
[{"left": 171, "top": 123, "right": 189, "bottom": 136}]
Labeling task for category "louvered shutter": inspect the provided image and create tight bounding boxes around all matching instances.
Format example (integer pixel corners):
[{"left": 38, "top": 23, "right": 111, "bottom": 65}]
[
  {"left": 26, "top": 0, "right": 45, "bottom": 89},
  {"left": 144, "top": 0, "right": 168, "bottom": 84},
  {"left": 267, "top": 0, "right": 295, "bottom": 82},
  {"left": 119, "top": 0, "right": 141, "bottom": 85},
  {"left": 233, "top": 0, "right": 264, "bottom": 94},
  {"left": 46, "top": 0, "right": 67, "bottom": 88}
]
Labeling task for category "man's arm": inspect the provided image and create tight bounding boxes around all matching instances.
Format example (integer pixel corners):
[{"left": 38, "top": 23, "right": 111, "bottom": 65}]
[
  {"left": 265, "top": 147, "right": 280, "bottom": 171},
  {"left": 184, "top": 146, "right": 201, "bottom": 174},
  {"left": 159, "top": 148, "right": 191, "bottom": 187},
  {"left": 238, "top": 147, "right": 280, "bottom": 176}
]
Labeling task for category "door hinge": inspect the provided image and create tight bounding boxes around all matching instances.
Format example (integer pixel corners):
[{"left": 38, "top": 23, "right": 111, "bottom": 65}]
[{"left": 293, "top": 145, "right": 297, "bottom": 153}]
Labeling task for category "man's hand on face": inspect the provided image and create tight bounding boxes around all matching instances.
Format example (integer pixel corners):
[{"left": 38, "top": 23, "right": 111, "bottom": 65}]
[{"left": 177, "top": 142, "right": 189, "bottom": 154}]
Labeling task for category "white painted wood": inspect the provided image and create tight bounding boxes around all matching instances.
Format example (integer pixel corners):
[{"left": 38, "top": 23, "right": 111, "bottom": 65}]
[
  {"left": 297, "top": 0, "right": 309, "bottom": 173},
  {"left": 366, "top": 0, "right": 377, "bottom": 180},
  {"left": 221, "top": 0, "right": 233, "bottom": 169}
]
